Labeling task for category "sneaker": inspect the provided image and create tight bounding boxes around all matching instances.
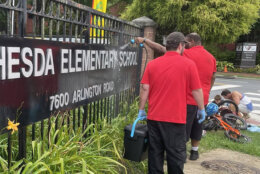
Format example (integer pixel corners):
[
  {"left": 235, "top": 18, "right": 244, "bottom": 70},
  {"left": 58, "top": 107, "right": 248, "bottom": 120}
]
[
  {"left": 202, "top": 130, "right": 207, "bottom": 137},
  {"left": 189, "top": 150, "right": 199, "bottom": 160}
]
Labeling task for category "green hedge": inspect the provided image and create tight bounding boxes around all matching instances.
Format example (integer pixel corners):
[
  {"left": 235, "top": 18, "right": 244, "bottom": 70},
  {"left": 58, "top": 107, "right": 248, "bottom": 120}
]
[
  {"left": 217, "top": 61, "right": 260, "bottom": 73},
  {"left": 256, "top": 53, "right": 260, "bottom": 65},
  {"left": 204, "top": 44, "right": 236, "bottom": 62}
]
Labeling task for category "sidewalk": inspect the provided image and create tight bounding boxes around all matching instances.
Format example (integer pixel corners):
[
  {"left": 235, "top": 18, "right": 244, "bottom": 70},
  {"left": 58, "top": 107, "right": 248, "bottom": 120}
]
[
  {"left": 247, "top": 113, "right": 260, "bottom": 126},
  {"left": 216, "top": 72, "right": 260, "bottom": 79},
  {"left": 184, "top": 149, "right": 260, "bottom": 174}
]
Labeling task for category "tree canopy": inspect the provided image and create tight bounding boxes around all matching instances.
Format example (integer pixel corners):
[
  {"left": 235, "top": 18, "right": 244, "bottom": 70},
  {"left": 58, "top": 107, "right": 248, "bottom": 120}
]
[{"left": 121, "top": 0, "right": 260, "bottom": 44}]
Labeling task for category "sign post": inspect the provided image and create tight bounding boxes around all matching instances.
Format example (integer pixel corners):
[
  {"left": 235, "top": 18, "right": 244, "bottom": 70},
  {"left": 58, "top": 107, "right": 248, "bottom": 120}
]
[{"left": 235, "top": 42, "right": 258, "bottom": 68}]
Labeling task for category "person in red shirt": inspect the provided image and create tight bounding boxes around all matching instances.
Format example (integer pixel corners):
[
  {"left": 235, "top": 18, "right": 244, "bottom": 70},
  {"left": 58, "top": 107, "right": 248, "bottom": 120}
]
[
  {"left": 183, "top": 33, "right": 216, "bottom": 160},
  {"left": 138, "top": 32, "right": 205, "bottom": 174},
  {"left": 136, "top": 33, "right": 216, "bottom": 161}
]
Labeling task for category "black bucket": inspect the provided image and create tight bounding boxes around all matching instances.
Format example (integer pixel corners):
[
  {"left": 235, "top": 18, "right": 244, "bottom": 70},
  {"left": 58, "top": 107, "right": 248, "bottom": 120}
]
[{"left": 123, "top": 119, "right": 148, "bottom": 162}]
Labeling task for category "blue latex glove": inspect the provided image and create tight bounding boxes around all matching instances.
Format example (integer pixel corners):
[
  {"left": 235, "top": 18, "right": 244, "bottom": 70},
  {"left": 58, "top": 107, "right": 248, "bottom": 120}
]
[
  {"left": 138, "top": 110, "right": 147, "bottom": 120},
  {"left": 197, "top": 109, "right": 206, "bottom": 124}
]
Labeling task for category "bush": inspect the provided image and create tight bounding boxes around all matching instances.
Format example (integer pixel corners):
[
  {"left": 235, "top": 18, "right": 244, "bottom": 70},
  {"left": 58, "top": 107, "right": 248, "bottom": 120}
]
[
  {"left": 256, "top": 53, "right": 260, "bottom": 65},
  {"left": 216, "top": 61, "right": 235, "bottom": 72},
  {"left": 205, "top": 44, "right": 236, "bottom": 62},
  {"left": 217, "top": 61, "right": 260, "bottom": 73}
]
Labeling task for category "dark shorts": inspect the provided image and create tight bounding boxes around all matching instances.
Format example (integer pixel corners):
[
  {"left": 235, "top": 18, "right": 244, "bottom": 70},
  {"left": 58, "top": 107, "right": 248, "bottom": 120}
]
[{"left": 186, "top": 105, "right": 203, "bottom": 142}]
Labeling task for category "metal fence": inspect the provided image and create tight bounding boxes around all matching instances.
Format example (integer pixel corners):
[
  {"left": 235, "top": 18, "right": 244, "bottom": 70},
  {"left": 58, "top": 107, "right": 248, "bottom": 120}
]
[{"left": 0, "top": 0, "right": 143, "bottom": 168}]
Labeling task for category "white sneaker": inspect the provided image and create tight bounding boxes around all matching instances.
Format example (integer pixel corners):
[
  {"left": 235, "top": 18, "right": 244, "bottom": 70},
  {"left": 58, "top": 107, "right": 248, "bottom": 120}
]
[{"left": 202, "top": 130, "right": 207, "bottom": 137}]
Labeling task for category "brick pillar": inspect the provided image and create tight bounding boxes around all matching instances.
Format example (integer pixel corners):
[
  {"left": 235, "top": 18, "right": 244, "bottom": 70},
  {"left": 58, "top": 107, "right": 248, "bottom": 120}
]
[{"left": 132, "top": 16, "right": 157, "bottom": 76}]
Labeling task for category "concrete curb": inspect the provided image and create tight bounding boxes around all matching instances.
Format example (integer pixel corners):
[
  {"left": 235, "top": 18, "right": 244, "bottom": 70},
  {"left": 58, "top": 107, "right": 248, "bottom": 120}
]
[{"left": 216, "top": 75, "right": 237, "bottom": 79}]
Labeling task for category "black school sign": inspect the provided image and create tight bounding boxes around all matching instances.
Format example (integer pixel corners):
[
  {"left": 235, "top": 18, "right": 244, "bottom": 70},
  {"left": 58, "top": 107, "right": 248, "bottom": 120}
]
[{"left": 0, "top": 37, "right": 139, "bottom": 129}]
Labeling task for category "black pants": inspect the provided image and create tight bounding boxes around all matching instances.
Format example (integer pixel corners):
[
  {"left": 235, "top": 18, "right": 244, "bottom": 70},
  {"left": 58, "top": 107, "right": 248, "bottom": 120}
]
[{"left": 147, "top": 120, "right": 186, "bottom": 174}]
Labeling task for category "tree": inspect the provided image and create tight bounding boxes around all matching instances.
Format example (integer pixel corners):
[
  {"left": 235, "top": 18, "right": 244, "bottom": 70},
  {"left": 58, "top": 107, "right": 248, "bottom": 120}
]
[
  {"left": 121, "top": 0, "right": 260, "bottom": 44},
  {"left": 74, "top": 0, "right": 90, "bottom": 6},
  {"left": 106, "top": 0, "right": 133, "bottom": 9},
  {"left": 238, "top": 18, "right": 260, "bottom": 43}
]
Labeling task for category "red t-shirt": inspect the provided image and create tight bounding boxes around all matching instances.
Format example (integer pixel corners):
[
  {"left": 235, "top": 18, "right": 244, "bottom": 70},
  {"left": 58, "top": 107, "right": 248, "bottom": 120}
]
[
  {"left": 141, "top": 51, "right": 201, "bottom": 124},
  {"left": 183, "top": 46, "right": 216, "bottom": 105}
]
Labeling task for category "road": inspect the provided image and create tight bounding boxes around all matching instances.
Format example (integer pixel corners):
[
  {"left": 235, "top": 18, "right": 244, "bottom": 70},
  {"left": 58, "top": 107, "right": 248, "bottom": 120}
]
[{"left": 210, "top": 77, "right": 260, "bottom": 125}]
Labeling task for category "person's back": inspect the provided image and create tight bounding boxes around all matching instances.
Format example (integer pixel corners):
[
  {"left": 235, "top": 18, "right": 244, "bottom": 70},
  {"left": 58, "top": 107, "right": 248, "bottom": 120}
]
[
  {"left": 145, "top": 52, "right": 200, "bottom": 123},
  {"left": 184, "top": 46, "right": 216, "bottom": 105},
  {"left": 231, "top": 90, "right": 253, "bottom": 113}
]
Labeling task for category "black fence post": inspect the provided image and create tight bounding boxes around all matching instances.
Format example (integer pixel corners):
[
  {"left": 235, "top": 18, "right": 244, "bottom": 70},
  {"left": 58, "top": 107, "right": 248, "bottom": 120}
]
[
  {"left": 41, "top": 120, "right": 44, "bottom": 140},
  {"left": 18, "top": 126, "right": 27, "bottom": 160},
  {"left": 17, "top": 0, "right": 27, "bottom": 161},
  {"left": 82, "top": 104, "right": 88, "bottom": 134},
  {"left": 48, "top": 118, "right": 51, "bottom": 147},
  {"left": 73, "top": 109, "right": 76, "bottom": 132},
  {"left": 8, "top": 132, "right": 12, "bottom": 168},
  {"left": 19, "top": 0, "right": 27, "bottom": 37},
  {"left": 78, "top": 107, "right": 81, "bottom": 129},
  {"left": 32, "top": 123, "right": 35, "bottom": 141}
]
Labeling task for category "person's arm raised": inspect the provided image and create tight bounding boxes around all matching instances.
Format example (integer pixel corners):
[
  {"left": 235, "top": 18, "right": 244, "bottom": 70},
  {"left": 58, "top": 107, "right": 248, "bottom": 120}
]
[{"left": 135, "top": 37, "right": 166, "bottom": 55}]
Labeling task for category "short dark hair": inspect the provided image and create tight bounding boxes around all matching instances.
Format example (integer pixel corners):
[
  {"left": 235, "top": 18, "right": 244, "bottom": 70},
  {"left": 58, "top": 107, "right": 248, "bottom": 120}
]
[
  {"left": 186, "top": 33, "right": 201, "bottom": 45},
  {"left": 214, "top": 95, "right": 221, "bottom": 100},
  {"left": 166, "top": 32, "right": 187, "bottom": 51},
  {"left": 221, "top": 89, "right": 231, "bottom": 96}
]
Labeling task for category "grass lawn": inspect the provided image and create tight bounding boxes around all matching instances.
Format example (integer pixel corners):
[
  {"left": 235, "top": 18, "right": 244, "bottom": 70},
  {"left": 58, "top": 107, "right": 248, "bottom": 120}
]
[{"left": 192, "top": 130, "right": 260, "bottom": 157}]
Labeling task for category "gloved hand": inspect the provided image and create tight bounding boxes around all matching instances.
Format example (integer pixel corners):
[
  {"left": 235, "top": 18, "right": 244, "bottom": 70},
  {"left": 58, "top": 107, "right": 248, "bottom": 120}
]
[
  {"left": 138, "top": 110, "right": 147, "bottom": 120},
  {"left": 197, "top": 109, "right": 206, "bottom": 124}
]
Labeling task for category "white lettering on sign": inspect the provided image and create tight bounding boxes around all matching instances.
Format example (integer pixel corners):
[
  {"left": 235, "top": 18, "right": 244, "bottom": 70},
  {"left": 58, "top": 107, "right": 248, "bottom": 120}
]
[
  {"left": 68, "top": 49, "right": 75, "bottom": 73},
  {"left": 49, "top": 92, "right": 70, "bottom": 111},
  {"left": 8, "top": 47, "right": 20, "bottom": 79},
  {"left": 21, "top": 47, "right": 33, "bottom": 78},
  {"left": 0, "top": 47, "right": 55, "bottom": 80},
  {"left": 82, "top": 50, "right": 91, "bottom": 71},
  {"left": 103, "top": 81, "right": 114, "bottom": 93},
  {"left": 75, "top": 49, "right": 82, "bottom": 72},
  {"left": 61, "top": 49, "right": 69, "bottom": 74},
  {"left": 0, "top": 47, "right": 6, "bottom": 80},
  {"left": 48, "top": 81, "right": 117, "bottom": 111},
  {"left": 72, "top": 84, "right": 102, "bottom": 103},
  {"left": 45, "top": 49, "right": 55, "bottom": 75},
  {"left": 0, "top": 46, "right": 138, "bottom": 80},
  {"left": 59, "top": 49, "right": 136, "bottom": 73},
  {"left": 34, "top": 48, "right": 46, "bottom": 77}
]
